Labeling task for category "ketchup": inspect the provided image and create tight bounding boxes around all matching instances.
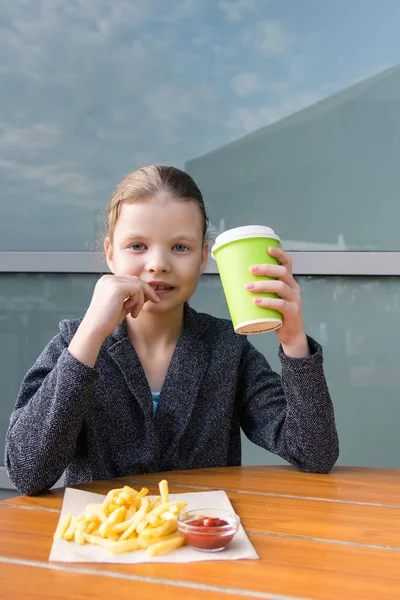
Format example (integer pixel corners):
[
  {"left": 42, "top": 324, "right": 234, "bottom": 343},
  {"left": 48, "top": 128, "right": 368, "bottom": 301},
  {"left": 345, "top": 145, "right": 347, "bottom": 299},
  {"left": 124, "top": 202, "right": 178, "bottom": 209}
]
[
  {"left": 183, "top": 516, "right": 234, "bottom": 550},
  {"left": 187, "top": 517, "right": 228, "bottom": 527}
]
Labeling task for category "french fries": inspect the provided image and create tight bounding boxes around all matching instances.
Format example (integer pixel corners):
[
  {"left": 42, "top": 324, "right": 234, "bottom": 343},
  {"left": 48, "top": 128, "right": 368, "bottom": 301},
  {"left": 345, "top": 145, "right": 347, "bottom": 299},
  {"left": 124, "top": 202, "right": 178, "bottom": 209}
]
[{"left": 53, "top": 479, "right": 186, "bottom": 557}]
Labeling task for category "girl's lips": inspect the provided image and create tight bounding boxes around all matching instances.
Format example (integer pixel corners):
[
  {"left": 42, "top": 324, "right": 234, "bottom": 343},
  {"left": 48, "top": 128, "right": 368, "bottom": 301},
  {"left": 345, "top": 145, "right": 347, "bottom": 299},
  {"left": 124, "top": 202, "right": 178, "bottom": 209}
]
[{"left": 154, "top": 287, "right": 174, "bottom": 297}]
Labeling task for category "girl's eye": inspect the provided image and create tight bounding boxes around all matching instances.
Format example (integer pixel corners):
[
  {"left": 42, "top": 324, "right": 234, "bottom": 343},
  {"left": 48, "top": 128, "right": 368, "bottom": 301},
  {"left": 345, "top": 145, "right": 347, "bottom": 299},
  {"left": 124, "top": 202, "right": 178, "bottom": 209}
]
[
  {"left": 173, "top": 244, "right": 189, "bottom": 253},
  {"left": 130, "top": 243, "right": 146, "bottom": 251}
]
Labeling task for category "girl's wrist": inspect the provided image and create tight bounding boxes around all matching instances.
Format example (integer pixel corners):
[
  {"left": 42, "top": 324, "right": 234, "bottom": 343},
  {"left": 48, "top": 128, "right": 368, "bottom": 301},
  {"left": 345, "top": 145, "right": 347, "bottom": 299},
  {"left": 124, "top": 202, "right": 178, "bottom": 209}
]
[
  {"left": 79, "top": 315, "right": 110, "bottom": 342},
  {"left": 68, "top": 319, "right": 107, "bottom": 367},
  {"left": 280, "top": 331, "right": 310, "bottom": 358}
]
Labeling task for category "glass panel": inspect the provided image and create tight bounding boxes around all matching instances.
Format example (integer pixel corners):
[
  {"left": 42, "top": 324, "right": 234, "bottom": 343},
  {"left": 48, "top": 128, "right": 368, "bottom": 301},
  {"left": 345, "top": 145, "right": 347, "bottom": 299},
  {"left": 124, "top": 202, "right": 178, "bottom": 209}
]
[
  {"left": 192, "top": 275, "right": 400, "bottom": 468},
  {"left": 2, "top": 273, "right": 399, "bottom": 469},
  {"left": 0, "top": 273, "right": 98, "bottom": 465},
  {"left": 2, "top": 1, "right": 400, "bottom": 250}
]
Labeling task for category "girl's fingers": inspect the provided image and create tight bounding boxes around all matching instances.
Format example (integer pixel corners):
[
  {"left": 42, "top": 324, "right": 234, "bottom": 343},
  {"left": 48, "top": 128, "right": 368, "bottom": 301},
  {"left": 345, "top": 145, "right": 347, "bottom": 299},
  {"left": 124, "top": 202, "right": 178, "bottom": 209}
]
[
  {"left": 245, "top": 279, "right": 297, "bottom": 301},
  {"left": 123, "top": 299, "right": 136, "bottom": 314},
  {"left": 123, "top": 280, "right": 161, "bottom": 318},
  {"left": 141, "top": 282, "right": 161, "bottom": 304},
  {"left": 131, "top": 306, "right": 140, "bottom": 318},
  {"left": 268, "top": 246, "right": 292, "bottom": 268},
  {"left": 249, "top": 263, "right": 296, "bottom": 287},
  {"left": 253, "top": 296, "right": 293, "bottom": 314},
  {"left": 129, "top": 288, "right": 144, "bottom": 318},
  {"left": 118, "top": 278, "right": 160, "bottom": 306}
]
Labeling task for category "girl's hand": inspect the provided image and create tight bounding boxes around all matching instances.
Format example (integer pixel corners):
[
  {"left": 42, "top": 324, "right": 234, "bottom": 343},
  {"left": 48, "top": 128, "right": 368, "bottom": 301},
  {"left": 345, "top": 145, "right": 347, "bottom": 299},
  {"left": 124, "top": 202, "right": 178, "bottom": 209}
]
[
  {"left": 245, "top": 247, "right": 309, "bottom": 357},
  {"left": 82, "top": 275, "right": 160, "bottom": 340}
]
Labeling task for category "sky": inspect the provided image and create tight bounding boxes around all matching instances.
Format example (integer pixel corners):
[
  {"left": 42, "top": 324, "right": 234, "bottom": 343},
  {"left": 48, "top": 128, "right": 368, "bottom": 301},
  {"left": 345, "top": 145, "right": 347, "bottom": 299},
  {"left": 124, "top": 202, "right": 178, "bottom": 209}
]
[{"left": 1, "top": 0, "right": 400, "bottom": 249}]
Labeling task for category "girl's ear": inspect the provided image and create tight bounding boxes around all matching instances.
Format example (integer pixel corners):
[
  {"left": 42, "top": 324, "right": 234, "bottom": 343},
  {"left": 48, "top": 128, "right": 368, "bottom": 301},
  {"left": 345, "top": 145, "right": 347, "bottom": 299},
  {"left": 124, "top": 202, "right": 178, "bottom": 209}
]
[
  {"left": 200, "top": 241, "right": 209, "bottom": 274},
  {"left": 104, "top": 237, "right": 114, "bottom": 273}
]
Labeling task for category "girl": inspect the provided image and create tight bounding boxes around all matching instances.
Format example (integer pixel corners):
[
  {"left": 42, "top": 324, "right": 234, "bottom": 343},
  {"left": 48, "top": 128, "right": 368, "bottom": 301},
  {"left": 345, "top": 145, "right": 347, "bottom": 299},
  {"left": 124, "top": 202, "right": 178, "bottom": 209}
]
[{"left": 5, "top": 166, "right": 339, "bottom": 495}]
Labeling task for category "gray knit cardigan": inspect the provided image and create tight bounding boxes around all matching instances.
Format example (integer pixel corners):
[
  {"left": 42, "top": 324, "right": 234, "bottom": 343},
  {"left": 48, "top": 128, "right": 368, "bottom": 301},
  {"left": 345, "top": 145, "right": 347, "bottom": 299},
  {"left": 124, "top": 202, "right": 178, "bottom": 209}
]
[{"left": 5, "top": 305, "right": 339, "bottom": 495}]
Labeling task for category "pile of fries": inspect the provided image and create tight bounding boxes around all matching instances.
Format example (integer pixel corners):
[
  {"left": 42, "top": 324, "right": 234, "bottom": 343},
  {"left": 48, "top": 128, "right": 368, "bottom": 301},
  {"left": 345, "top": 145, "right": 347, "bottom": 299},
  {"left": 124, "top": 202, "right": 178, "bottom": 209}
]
[{"left": 53, "top": 479, "right": 187, "bottom": 556}]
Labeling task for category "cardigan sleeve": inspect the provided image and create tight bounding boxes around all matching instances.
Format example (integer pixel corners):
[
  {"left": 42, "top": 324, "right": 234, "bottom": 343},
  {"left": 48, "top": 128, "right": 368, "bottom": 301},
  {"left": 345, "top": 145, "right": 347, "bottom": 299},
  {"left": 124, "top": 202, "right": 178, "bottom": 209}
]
[
  {"left": 4, "top": 321, "right": 99, "bottom": 495},
  {"left": 237, "top": 336, "right": 339, "bottom": 473}
]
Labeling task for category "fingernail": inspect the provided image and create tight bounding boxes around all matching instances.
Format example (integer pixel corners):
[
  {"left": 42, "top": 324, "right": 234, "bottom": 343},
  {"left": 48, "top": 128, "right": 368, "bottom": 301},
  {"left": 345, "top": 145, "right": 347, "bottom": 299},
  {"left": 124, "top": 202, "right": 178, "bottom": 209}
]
[
  {"left": 245, "top": 283, "right": 254, "bottom": 290},
  {"left": 254, "top": 297, "right": 263, "bottom": 305},
  {"left": 250, "top": 266, "right": 259, "bottom": 273}
]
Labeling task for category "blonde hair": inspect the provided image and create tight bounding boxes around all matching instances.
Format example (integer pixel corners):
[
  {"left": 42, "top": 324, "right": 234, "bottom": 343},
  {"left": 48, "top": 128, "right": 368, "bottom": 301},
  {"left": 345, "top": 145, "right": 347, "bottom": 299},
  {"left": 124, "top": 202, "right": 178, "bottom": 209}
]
[{"left": 105, "top": 165, "right": 209, "bottom": 242}]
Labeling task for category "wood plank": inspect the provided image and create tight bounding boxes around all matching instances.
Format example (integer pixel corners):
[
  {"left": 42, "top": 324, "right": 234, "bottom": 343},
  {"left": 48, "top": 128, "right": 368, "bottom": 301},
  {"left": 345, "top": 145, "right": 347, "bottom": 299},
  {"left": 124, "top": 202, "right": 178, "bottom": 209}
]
[
  {"left": 229, "top": 494, "right": 400, "bottom": 548},
  {"left": 4, "top": 467, "right": 400, "bottom": 511},
  {"left": 118, "top": 466, "right": 400, "bottom": 506},
  {"left": 0, "top": 563, "right": 252, "bottom": 600},
  {"left": 0, "top": 479, "right": 131, "bottom": 510},
  {"left": 1, "top": 482, "right": 194, "bottom": 511},
  {"left": 0, "top": 507, "right": 399, "bottom": 600}
]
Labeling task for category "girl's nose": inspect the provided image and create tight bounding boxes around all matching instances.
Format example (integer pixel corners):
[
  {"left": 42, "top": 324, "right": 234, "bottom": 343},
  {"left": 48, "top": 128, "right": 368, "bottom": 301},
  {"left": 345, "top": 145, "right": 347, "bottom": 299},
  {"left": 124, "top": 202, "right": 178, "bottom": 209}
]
[{"left": 145, "top": 250, "right": 171, "bottom": 273}]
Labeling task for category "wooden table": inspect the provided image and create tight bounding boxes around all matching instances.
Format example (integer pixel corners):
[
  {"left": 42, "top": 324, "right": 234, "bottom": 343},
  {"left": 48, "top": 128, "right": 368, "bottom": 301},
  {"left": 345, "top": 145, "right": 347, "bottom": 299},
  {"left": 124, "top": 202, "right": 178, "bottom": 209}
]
[{"left": 1, "top": 466, "right": 400, "bottom": 599}]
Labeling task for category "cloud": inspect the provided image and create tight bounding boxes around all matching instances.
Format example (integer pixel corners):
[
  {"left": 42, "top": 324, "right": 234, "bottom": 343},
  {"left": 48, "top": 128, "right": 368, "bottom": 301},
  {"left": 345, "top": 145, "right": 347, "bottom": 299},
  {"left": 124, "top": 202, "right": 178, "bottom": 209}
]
[
  {"left": 160, "top": 0, "right": 199, "bottom": 23},
  {"left": 0, "top": 158, "right": 91, "bottom": 195},
  {"left": 227, "top": 91, "right": 324, "bottom": 135},
  {"left": 140, "top": 81, "right": 218, "bottom": 144},
  {"left": 11, "top": 0, "right": 155, "bottom": 40},
  {"left": 217, "top": 0, "right": 256, "bottom": 23},
  {"left": 0, "top": 122, "right": 61, "bottom": 149},
  {"left": 231, "top": 72, "right": 262, "bottom": 96},
  {"left": 243, "top": 19, "right": 291, "bottom": 57}
]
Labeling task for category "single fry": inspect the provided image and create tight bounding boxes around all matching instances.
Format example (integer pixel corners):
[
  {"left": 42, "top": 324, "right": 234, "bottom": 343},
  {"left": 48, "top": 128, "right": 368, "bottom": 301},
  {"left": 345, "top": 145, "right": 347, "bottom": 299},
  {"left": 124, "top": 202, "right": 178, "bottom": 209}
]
[
  {"left": 74, "top": 520, "right": 87, "bottom": 546},
  {"left": 111, "top": 515, "right": 137, "bottom": 535},
  {"left": 136, "top": 520, "right": 149, "bottom": 534},
  {"left": 86, "top": 520, "right": 99, "bottom": 535},
  {"left": 159, "top": 479, "right": 169, "bottom": 504},
  {"left": 53, "top": 513, "right": 72, "bottom": 541},
  {"left": 103, "top": 488, "right": 120, "bottom": 515},
  {"left": 63, "top": 516, "right": 79, "bottom": 541},
  {"left": 160, "top": 511, "right": 176, "bottom": 521},
  {"left": 149, "top": 498, "right": 162, "bottom": 510},
  {"left": 83, "top": 533, "right": 118, "bottom": 549},
  {"left": 99, "top": 506, "right": 127, "bottom": 537},
  {"left": 147, "top": 501, "right": 187, "bottom": 520},
  {"left": 109, "top": 538, "right": 140, "bottom": 555},
  {"left": 139, "top": 519, "right": 177, "bottom": 542},
  {"left": 85, "top": 503, "right": 106, "bottom": 522},
  {"left": 138, "top": 530, "right": 182, "bottom": 550},
  {"left": 146, "top": 533, "right": 185, "bottom": 557},
  {"left": 137, "top": 487, "right": 150, "bottom": 499}
]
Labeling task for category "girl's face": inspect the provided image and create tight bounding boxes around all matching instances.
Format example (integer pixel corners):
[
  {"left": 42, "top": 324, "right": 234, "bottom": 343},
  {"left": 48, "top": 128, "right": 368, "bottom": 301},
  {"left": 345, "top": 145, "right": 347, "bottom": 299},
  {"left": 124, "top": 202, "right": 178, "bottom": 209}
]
[{"left": 105, "top": 195, "right": 209, "bottom": 313}]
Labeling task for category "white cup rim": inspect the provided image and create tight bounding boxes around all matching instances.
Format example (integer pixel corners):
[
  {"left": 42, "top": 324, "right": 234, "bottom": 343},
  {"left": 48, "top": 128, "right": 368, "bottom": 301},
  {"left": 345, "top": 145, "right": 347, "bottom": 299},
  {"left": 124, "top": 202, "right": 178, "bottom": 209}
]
[{"left": 211, "top": 225, "right": 281, "bottom": 258}]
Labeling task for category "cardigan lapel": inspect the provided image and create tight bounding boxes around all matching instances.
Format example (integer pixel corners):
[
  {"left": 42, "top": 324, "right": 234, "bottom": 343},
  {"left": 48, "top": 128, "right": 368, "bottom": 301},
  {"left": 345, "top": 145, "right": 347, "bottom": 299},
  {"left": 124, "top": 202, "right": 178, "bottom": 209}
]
[
  {"left": 106, "top": 321, "right": 154, "bottom": 423},
  {"left": 154, "top": 305, "right": 211, "bottom": 465},
  {"left": 104, "top": 305, "right": 211, "bottom": 466}
]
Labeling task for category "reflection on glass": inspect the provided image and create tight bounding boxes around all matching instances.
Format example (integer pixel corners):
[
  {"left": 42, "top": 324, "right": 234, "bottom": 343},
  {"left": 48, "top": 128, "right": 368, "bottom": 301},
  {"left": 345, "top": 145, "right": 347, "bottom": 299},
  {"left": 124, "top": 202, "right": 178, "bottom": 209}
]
[
  {"left": 2, "top": 274, "right": 398, "bottom": 469},
  {"left": 192, "top": 275, "right": 400, "bottom": 468},
  {"left": 0, "top": 274, "right": 98, "bottom": 463},
  {"left": 1, "top": 1, "right": 400, "bottom": 249},
  {"left": 186, "top": 65, "right": 400, "bottom": 251}
]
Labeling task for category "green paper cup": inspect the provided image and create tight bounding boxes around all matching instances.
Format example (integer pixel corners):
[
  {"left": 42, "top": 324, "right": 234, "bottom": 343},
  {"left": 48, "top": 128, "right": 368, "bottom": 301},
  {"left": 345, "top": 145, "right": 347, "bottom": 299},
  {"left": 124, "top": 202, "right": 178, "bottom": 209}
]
[{"left": 211, "top": 225, "right": 282, "bottom": 335}]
